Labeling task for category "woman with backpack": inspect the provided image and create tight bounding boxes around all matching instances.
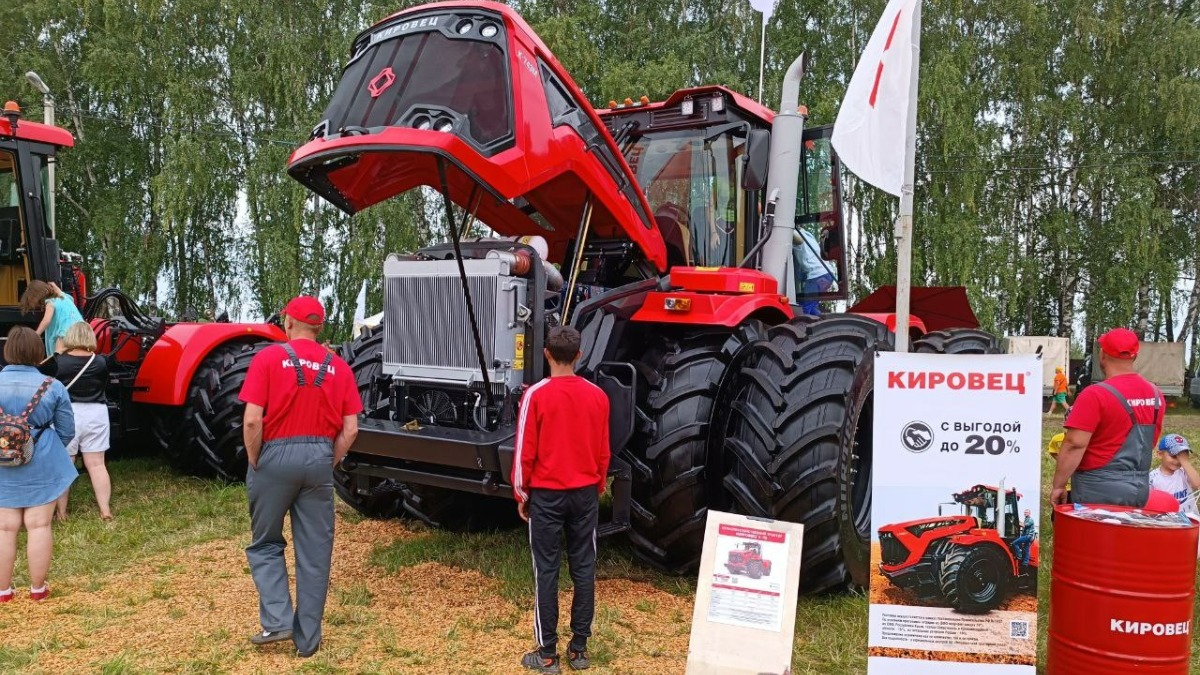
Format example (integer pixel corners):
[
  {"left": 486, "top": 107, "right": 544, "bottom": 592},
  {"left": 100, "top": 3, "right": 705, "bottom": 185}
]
[
  {"left": 0, "top": 326, "right": 76, "bottom": 602},
  {"left": 53, "top": 322, "right": 113, "bottom": 522}
]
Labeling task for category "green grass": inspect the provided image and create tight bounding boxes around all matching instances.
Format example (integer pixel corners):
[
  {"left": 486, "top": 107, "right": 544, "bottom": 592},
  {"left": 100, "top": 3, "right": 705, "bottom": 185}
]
[
  {"left": 9, "top": 414, "right": 1199, "bottom": 673},
  {"left": 370, "top": 524, "right": 678, "bottom": 605},
  {"left": 27, "top": 457, "right": 247, "bottom": 582}
]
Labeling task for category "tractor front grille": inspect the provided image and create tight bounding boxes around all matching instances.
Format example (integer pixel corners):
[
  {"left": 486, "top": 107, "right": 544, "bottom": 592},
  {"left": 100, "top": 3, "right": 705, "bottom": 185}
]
[
  {"left": 383, "top": 273, "right": 499, "bottom": 371},
  {"left": 878, "top": 532, "right": 909, "bottom": 566}
]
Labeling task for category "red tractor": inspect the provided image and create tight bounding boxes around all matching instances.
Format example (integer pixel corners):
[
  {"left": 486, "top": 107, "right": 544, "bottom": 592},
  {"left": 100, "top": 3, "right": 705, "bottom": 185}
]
[
  {"left": 290, "top": 1, "right": 999, "bottom": 593},
  {"left": 877, "top": 484, "right": 1038, "bottom": 613},
  {"left": 725, "top": 541, "right": 772, "bottom": 579},
  {"left": 0, "top": 100, "right": 284, "bottom": 481}
]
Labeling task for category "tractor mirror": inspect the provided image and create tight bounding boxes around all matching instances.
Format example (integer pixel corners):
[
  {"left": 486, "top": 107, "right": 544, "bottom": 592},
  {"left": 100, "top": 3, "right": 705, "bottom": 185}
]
[{"left": 742, "top": 129, "right": 770, "bottom": 191}]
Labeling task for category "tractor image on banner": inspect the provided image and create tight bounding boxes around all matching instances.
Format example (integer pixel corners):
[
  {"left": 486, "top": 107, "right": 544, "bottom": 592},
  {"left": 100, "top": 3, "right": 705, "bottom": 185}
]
[
  {"left": 876, "top": 483, "right": 1038, "bottom": 614},
  {"left": 287, "top": 0, "right": 1001, "bottom": 595},
  {"left": 725, "top": 541, "right": 773, "bottom": 579},
  {"left": 0, "top": 99, "right": 285, "bottom": 481}
]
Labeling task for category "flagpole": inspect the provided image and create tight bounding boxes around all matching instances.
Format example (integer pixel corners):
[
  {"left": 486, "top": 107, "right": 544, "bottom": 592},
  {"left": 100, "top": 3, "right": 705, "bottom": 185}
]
[
  {"left": 892, "top": 0, "right": 921, "bottom": 353},
  {"left": 757, "top": 17, "right": 768, "bottom": 103}
]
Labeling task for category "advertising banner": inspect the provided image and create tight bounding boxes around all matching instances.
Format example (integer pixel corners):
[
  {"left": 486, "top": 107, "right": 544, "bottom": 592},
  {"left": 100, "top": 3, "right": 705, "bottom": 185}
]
[
  {"left": 867, "top": 352, "right": 1042, "bottom": 675},
  {"left": 686, "top": 511, "right": 804, "bottom": 675}
]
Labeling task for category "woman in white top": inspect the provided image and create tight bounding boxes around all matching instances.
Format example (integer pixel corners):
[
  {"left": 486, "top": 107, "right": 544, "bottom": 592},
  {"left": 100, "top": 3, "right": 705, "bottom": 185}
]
[{"left": 52, "top": 322, "right": 113, "bottom": 521}]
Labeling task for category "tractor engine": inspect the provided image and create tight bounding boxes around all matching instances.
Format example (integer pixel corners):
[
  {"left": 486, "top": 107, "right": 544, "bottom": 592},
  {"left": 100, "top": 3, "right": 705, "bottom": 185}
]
[{"left": 379, "top": 240, "right": 560, "bottom": 431}]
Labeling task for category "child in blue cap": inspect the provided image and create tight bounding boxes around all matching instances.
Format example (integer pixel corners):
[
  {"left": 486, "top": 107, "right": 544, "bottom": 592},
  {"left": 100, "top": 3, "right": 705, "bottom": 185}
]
[{"left": 1149, "top": 434, "right": 1199, "bottom": 516}]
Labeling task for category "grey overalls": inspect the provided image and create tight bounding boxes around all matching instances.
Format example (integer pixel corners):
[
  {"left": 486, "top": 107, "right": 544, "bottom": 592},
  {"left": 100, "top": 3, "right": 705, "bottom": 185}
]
[
  {"left": 1070, "top": 382, "right": 1161, "bottom": 507},
  {"left": 245, "top": 343, "right": 336, "bottom": 655}
]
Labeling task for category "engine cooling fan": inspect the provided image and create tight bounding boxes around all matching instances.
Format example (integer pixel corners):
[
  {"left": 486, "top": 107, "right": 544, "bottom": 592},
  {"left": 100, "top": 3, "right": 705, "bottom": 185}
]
[{"left": 410, "top": 390, "right": 458, "bottom": 426}]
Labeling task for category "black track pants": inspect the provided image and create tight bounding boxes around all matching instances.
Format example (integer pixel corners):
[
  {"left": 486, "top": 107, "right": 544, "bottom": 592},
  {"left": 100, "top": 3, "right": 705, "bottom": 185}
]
[{"left": 528, "top": 486, "right": 599, "bottom": 656}]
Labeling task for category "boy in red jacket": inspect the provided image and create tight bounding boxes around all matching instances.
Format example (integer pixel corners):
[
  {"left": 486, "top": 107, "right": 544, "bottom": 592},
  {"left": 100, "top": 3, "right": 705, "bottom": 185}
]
[{"left": 514, "top": 326, "right": 610, "bottom": 673}]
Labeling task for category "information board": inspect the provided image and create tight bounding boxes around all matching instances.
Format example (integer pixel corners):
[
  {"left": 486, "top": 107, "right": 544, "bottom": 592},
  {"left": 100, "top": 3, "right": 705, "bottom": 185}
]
[
  {"left": 685, "top": 510, "right": 804, "bottom": 675},
  {"left": 867, "top": 352, "right": 1042, "bottom": 675}
]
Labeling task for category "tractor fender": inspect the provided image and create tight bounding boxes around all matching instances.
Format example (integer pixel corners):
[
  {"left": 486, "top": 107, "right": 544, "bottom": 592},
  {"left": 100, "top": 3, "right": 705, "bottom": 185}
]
[
  {"left": 631, "top": 291, "right": 792, "bottom": 327},
  {"left": 132, "top": 322, "right": 285, "bottom": 406},
  {"left": 947, "top": 535, "right": 1020, "bottom": 575}
]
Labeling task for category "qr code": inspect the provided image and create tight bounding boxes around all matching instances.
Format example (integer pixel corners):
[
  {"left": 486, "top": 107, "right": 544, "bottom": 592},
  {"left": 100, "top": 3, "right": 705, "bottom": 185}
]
[{"left": 1010, "top": 620, "right": 1030, "bottom": 639}]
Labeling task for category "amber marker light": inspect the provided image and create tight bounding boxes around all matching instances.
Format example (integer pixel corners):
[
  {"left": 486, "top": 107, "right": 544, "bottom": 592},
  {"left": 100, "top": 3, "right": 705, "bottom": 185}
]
[{"left": 664, "top": 297, "right": 692, "bottom": 312}]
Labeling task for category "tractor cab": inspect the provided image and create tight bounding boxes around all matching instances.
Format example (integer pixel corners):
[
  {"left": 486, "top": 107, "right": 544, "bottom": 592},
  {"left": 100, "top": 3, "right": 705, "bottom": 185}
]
[
  {"left": 596, "top": 89, "right": 847, "bottom": 306},
  {"left": 0, "top": 102, "right": 81, "bottom": 325},
  {"left": 952, "top": 484, "right": 1022, "bottom": 540},
  {"left": 731, "top": 541, "right": 762, "bottom": 558}
]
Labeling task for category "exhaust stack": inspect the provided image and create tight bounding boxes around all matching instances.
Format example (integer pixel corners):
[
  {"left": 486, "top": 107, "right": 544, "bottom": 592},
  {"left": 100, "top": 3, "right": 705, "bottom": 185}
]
[{"left": 759, "top": 53, "right": 807, "bottom": 297}]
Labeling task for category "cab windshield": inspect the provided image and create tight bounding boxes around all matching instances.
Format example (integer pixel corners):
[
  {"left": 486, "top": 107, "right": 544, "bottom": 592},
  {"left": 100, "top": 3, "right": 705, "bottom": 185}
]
[
  {"left": 0, "top": 151, "right": 16, "bottom": 207},
  {"left": 319, "top": 24, "right": 513, "bottom": 153},
  {"left": 624, "top": 128, "right": 745, "bottom": 267}
]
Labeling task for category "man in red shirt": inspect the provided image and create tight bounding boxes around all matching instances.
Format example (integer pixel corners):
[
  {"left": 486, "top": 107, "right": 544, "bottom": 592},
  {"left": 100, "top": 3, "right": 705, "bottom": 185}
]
[
  {"left": 514, "top": 326, "right": 610, "bottom": 674},
  {"left": 238, "top": 296, "right": 361, "bottom": 658},
  {"left": 1052, "top": 328, "right": 1164, "bottom": 507}
]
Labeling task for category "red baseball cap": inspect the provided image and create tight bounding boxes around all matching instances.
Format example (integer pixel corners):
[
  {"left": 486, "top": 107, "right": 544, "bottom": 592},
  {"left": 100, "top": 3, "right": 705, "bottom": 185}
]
[
  {"left": 1098, "top": 328, "right": 1139, "bottom": 359},
  {"left": 283, "top": 296, "right": 325, "bottom": 325}
]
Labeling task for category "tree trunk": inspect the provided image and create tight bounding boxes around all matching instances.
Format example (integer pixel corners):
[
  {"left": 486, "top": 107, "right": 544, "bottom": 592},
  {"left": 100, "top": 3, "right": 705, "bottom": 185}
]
[
  {"left": 1135, "top": 282, "right": 1151, "bottom": 339},
  {"left": 1180, "top": 267, "right": 1200, "bottom": 346},
  {"left": 1179, "top": 211, "right": 1200, "bottom": 347},
  {"left": 1058, "top": 270, "right": 1078, "bottom": 339}
]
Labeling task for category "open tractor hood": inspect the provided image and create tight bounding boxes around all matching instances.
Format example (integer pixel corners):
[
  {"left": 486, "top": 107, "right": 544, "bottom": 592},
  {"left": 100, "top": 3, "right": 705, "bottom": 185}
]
[{"left": 287, "top": 1, "right": 667, "bottom": 271}]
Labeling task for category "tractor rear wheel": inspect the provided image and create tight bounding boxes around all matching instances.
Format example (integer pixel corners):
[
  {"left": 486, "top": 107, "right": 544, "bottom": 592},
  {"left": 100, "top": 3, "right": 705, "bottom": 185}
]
[
  {"left": 183, "top": 341, "right": 275, "bottom": 482},
  {"left": 721, "top": 314, "right": 893, "bottom": 594},
  {"left": 622, "top": 323, "right": 767, "bottom": 573},
  {"left": 939, "top": 544, "right": 1010, "bottom": 613},
  {"left": 914, "top": 328, "right": 1002, "bottom": 355}
]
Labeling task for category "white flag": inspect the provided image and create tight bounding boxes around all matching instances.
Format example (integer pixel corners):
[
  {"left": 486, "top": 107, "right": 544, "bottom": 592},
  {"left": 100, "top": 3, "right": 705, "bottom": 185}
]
[
  {"left": 831, "top": 0, "right": 922, "bottom": 197},
  {"left": 748, "top": 0, "right": 777, "bottom": 22},
  {"left": 352, "top": 279, "right": 367, "bottom": 324}
]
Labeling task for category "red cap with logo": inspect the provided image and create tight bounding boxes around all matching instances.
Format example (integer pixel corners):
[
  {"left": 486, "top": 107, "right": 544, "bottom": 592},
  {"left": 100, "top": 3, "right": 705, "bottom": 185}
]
[
  {"left": 1098, "top": 327, "right": 1139, "bottom": 359},
  {"left": 283, "top": 296, "right": 325, "bottom": 325}
]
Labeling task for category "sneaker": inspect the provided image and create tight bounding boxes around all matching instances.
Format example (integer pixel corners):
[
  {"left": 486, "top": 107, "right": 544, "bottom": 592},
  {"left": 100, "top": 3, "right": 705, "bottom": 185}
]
[
  {"left": 567, "top": 648, "right": 590, "bottom": 670},
  {"left": 249, "top": 629, "right": 293, "bottom": 645},
  {"left": 0, "top": 588, "right": 12, "bottom": 603},
  {"left": 521, "top": 650, "right": 561, "bottom": 674},
  {"left": 29, "top": 585, "right": 49, "bottom": 602}
]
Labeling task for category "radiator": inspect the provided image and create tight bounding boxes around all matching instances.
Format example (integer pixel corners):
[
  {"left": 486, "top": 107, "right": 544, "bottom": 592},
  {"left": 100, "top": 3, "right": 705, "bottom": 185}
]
[{"left": 381, "top": 257, "right": 527, "bottom": 391}]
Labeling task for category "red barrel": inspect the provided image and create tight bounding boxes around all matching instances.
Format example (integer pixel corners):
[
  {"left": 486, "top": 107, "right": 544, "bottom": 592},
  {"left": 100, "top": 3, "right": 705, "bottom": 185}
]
[{"left": 1048, "top": 504, "right": 1198, "bottom": 674}]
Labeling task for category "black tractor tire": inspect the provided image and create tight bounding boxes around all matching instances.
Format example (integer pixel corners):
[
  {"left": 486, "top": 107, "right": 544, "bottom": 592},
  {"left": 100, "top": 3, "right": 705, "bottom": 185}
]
[
  {"left": 722, "top": 314, "right": 893, "bottom": 594},
  {"left": 333, "top": 324, "right": 409, "bottom": 518},
  {"left": 914, "top": 328, "right": 1002, "bottom": 355},
  {"left": 939, "top": 544, "right": 1010, "bottom": 613},
  {"left": 912, "top": 538, "right": 958, "bottom": 600},
  {"left": 622, "top": 323, "right": 768, "bottom": 574},
  {"left": 340, "top": 324, "right": 389, "bottom": 417},
  {"left": 182, "top": 341, "right": 276, "bottom": 482},
  {"left": 334, "top": 471, "right": 407, "bottom": 520},
  {"left": 398, "top": 484, "right": 520, "bottom": 531},
  {"left": 747, "top": 560, "right": 763, "bottom": 579},
  {"left": 152, "top": 407, "right": 200, "bottom": 472}
]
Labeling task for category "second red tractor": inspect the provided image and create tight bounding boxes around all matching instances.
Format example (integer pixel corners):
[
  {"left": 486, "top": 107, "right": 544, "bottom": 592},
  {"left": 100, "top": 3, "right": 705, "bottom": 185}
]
[
  {"left": 725, "top": 541, "right": 773, "bottom": 579},
  {"left": 877, "top": 484, "right": 1039, "bottom": 613},
  {"left": 1, "top": 101, "right": 285, "bottom": 481}
]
